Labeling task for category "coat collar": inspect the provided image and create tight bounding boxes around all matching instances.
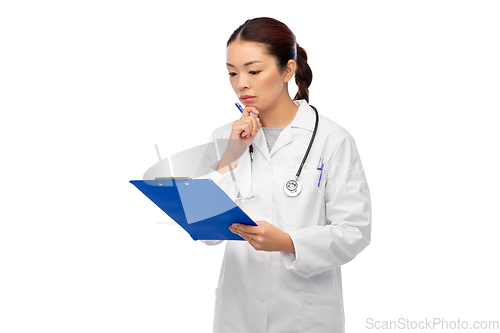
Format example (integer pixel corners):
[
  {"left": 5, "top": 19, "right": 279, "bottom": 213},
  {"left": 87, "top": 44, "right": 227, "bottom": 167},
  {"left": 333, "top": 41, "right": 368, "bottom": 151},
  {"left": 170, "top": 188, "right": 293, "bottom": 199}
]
[
  {"left": 288, "top": 99, "right": 316, "bottom": 132},
  {"left": 251, "top": 99, "right": 317, "bottom": 163}
]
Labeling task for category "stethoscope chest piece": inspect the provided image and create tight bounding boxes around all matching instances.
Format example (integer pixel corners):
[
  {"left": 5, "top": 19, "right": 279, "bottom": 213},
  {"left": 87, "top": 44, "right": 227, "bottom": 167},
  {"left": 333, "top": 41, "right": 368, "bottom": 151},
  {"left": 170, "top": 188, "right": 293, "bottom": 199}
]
[
  {"left": 284, "top": 179, "right": 302, "bottom": 197},
  {"left": 247, "top": 104, "right": 319, "bottom": 199}
]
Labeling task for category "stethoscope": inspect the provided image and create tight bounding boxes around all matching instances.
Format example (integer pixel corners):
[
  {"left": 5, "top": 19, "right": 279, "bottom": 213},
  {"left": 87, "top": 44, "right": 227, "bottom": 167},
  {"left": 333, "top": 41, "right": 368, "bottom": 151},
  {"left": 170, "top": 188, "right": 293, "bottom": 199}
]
[{"left": 238, "top": 105, "right": 319, "bottom": 199}]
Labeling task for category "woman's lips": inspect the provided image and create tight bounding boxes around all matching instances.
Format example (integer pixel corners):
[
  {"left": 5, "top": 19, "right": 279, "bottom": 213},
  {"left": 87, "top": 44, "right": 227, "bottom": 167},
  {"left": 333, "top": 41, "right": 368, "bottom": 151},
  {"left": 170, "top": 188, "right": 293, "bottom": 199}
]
[{"left": 240, "top": 96, "right": 256, "bottom": 103}]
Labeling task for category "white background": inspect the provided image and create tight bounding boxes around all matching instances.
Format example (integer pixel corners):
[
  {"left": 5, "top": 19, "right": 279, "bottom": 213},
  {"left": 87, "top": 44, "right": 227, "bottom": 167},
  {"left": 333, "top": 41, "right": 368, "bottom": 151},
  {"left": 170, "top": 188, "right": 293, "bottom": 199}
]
[{"left": 1, "top": 1, "right": 499, "bottom": 332}]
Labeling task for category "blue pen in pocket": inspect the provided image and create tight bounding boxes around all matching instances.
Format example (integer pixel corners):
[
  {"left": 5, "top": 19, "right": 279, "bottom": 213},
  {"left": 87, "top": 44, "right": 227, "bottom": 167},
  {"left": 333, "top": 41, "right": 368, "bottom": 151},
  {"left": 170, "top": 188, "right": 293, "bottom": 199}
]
[{"left": 317, "top": 157, "right": 324, "bottom": 187}]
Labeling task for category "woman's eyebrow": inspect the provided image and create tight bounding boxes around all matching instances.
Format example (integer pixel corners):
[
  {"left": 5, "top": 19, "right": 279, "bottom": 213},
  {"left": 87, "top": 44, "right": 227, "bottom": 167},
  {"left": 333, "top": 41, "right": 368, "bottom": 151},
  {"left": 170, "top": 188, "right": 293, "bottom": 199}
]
[{"left": 226, "top": 60, "right": 262, "bottom": 67}]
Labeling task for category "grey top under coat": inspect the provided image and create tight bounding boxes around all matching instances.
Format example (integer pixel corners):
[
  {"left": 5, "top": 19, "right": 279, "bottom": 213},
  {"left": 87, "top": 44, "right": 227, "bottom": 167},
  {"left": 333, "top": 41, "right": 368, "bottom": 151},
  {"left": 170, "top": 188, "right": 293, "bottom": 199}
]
[{"left": 261, "top": 127, "right": 284, "bottom": 152}]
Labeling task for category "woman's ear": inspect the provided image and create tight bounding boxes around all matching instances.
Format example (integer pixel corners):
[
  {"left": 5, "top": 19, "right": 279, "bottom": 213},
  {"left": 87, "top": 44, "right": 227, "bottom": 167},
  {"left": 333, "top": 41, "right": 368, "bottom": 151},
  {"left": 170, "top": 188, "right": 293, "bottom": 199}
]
[{"left": 283, "top": 59, "right": 296, "bottom": 83}]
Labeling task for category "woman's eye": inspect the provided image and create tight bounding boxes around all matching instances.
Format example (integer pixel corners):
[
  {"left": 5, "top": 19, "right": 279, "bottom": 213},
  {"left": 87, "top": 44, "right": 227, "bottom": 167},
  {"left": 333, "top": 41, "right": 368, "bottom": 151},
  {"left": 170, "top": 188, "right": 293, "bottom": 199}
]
[
  {"left": 249, "top": 71, "right": 261, "bottom": 75},
  {"left": 228, "top": 72, "right": 237, "bottom": 77}
]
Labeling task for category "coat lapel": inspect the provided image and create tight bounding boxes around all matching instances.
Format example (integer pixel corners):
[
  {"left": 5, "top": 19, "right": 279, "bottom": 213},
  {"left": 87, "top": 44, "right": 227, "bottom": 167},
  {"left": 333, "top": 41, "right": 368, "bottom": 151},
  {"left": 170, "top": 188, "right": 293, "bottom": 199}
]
[
  {"left": 236, "top": 143, "right": 253, "bottom": 199},
  {"left": 270, "top": 100, "right": 316, "bottom": 158},
  {"left": 251, "top": 129, "right": 271, "bottom": 165},
  {"left": 248, "top": 100, "right": 316, "bottom": 162}
]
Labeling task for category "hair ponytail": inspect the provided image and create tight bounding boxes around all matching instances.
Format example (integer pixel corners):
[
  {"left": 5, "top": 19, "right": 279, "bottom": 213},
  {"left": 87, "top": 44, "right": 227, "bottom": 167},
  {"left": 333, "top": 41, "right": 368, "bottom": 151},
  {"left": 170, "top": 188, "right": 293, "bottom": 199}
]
[
  {"left": 294, "top": 43, "right": 313, "bottom": 103},
  {"left": 227, "top": 18, "right": 314, "bottom": 102}
]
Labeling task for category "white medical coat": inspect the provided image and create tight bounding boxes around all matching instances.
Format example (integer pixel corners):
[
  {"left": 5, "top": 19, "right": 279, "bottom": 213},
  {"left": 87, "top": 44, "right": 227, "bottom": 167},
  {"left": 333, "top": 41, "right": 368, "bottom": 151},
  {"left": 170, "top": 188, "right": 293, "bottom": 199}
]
[{"left": 199, "top": 100, "right": 371, "bottom": 333}]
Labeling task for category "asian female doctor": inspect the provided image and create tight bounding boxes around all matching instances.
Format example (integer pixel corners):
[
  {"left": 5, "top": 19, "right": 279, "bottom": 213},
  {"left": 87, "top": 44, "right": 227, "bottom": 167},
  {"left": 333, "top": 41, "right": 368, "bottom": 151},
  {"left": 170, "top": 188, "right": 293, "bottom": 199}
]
[{"left": 199, "top": 17, "right": 371, "bottom": 333}]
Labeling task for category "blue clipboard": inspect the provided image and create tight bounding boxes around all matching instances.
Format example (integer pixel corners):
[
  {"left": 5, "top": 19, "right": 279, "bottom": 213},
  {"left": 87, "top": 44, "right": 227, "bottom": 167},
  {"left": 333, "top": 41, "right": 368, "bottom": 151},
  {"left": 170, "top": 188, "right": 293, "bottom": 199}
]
[{"left": 130, "top": 178, "right": 257, "bottom": 240}]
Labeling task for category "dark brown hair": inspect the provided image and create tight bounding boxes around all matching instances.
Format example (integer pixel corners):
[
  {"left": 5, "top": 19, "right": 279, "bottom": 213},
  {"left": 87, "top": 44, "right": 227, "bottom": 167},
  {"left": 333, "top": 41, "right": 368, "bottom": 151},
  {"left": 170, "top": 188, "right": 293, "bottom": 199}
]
[{"left": 227, "top": 17, "right": 313, "bottom": 102}]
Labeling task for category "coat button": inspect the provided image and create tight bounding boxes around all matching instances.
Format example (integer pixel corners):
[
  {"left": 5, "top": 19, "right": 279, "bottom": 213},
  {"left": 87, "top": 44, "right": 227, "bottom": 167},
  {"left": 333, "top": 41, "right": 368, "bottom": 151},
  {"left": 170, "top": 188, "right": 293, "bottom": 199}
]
[
  {"left": 258, "top": 253, "right": 267, "bottom": 260},
  {"left": 260, "top": 209, "right": 271, "bottom": 218},
  {"left": 256, "top": 295, "right": 266, "bottom": 303}
]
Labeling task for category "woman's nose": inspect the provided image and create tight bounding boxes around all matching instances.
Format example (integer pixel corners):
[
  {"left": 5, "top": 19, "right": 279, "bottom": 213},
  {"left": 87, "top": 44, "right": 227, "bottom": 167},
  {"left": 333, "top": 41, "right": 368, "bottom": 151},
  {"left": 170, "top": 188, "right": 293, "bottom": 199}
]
[{"left": 237, "top": 75, "right": 249, "bottom": 90}]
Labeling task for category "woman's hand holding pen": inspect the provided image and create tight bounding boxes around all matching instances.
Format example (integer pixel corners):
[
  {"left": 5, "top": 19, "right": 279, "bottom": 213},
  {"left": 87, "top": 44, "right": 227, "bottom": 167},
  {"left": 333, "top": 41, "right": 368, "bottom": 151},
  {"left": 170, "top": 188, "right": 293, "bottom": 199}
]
[
  {"left": 229, "top": 221, "right": 296, "bottom": 254},
  {"left": 226, "top": 106, "right": 262, "bottom": 156},
  {"left": 218, "top": 106, "right": 262, "bottom": 173}
]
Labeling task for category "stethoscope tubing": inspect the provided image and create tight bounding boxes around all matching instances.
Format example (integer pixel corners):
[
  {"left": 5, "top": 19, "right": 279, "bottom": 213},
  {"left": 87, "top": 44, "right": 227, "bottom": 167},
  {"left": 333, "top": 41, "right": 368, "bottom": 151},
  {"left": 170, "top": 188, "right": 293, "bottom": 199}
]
[
  {"left": 243, "top": 104, "right": 319, "bottom": 198},
  {"left": 294, "top": 105, "right": 319, "bottom": 180}
]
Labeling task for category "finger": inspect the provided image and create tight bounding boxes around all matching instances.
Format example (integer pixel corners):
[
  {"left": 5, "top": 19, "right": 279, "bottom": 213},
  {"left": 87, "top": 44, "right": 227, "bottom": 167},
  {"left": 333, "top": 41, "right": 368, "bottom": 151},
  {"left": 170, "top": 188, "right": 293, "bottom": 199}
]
[
  {"left": 250, "top": 117, "right": 261, "bottom": 136},
  {"left": 242, "top": 121, "right": 252, "bottom": 138},
  {"left": 243, "top": 106, "right": 258, "bottom": 117},
  {"left": 238, "top": 111, "right": 260, "bottom": 137},
  {"left": 232, "top": 224, "right": 258, "bottom": 236},
  {"left": 231, "top": 223, "right": 247, "bottom": 232},
  {"left": 237, "top": 230, "right": 254, "bottom": 241},
  {"left": 230, "top": 227, "right": 245, "bottom": 241},
  {"left": 245, "top": 117, "right": 257, "bottom": 137},
  {"left": 250, "top": 116, "right": 257, "bottom": 135},
  {"left": 248, "top": 118, "right": 256, "bottom": 137},
  {"left": 229, "top": 226, "right": 250, "bottom": 240},
  {"left": 242, "top": 106, "right": 259, "bottom": 118},
  {"left": 237, "top": 120, "right": 253, "bottom": 138},
  {"left": 236, "top": 124, "right": 248, "bottom": 138}
]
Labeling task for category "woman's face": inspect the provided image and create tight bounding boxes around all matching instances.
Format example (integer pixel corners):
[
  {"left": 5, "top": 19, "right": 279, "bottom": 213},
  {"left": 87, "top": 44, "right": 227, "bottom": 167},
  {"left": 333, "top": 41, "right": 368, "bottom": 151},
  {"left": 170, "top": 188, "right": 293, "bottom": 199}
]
[{"left": 226, "top": 41, "right": 292, "bottom": 111}]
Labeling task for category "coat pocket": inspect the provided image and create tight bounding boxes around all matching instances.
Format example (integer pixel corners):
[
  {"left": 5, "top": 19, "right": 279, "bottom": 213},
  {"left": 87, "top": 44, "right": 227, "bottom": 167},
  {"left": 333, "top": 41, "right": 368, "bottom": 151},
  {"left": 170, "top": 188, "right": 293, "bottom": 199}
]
[
  {"left": 276, "top": 162, "right": 326, "bottom": 227},
  {"left": 304, "top": 293, "right": 345, "bottom": 332}
]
